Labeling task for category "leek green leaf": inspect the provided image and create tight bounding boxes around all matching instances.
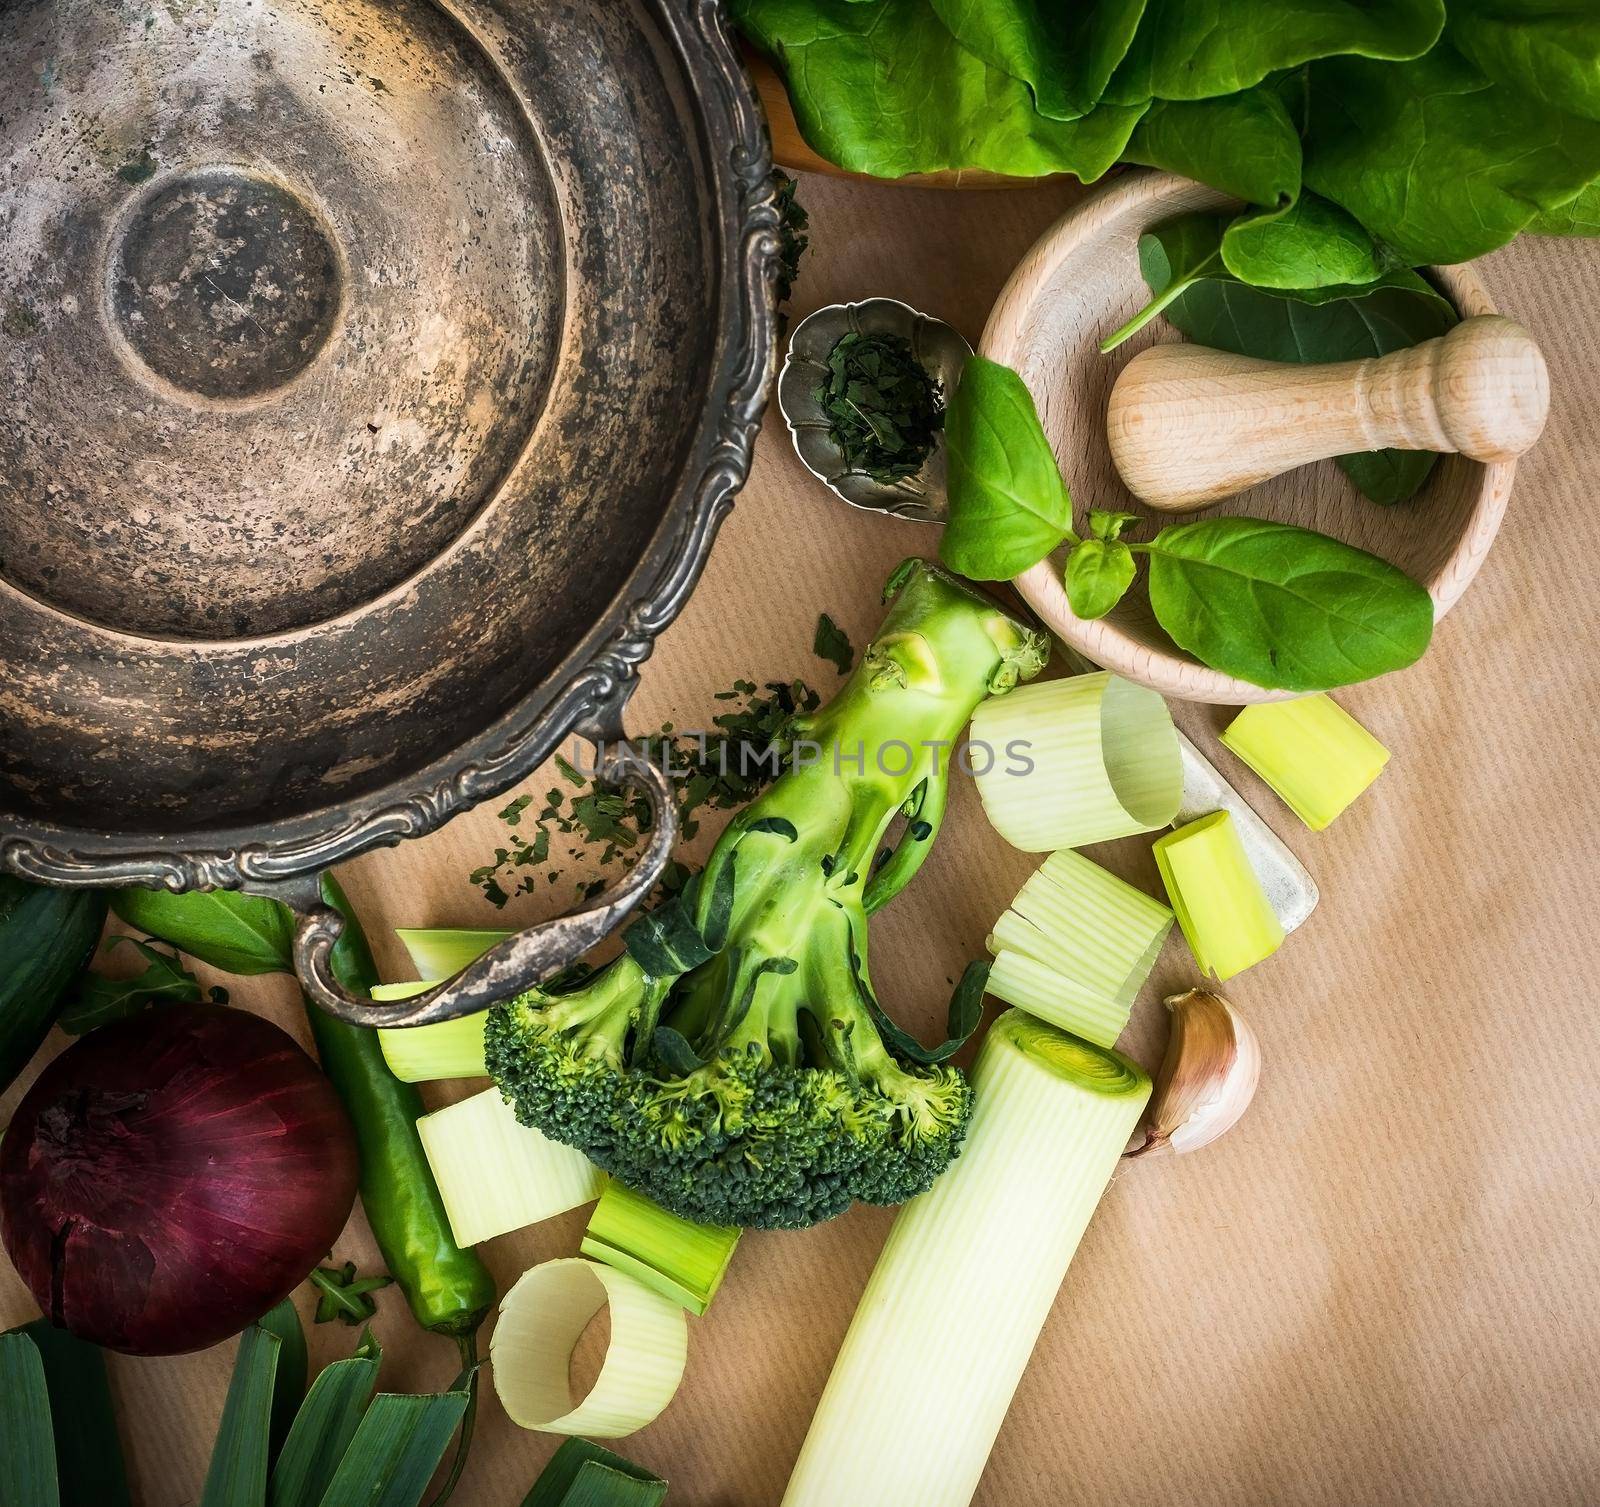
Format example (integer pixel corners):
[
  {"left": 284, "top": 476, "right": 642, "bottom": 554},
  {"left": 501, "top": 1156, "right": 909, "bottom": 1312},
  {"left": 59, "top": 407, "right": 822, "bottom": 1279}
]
[
  {"left": 522, "top": 1439, "right": 667, "bottom": 1507},
  {"left": 940, "top": 356, "right": 1072, "bottom": 580},
  {"left": 0, "top": 1332, "right": 60, "bottom": 1507},
  {"left": 269, "top": 1331, "right": 382, "bottom": 1507},
  {"left": 112, "top": 888, "right": 294, "bottom": 975},
  {"left": 258, "top": 1299, "right": 307, "bottom": 1464},
  {"left": 319, "top": 1390, "right": 471, "bottom": 1507},
  {"left": 201, "top": 1324, "right": 283, "bottom": 1507},
  {"left": 14, "top": 1320, "right": 131, "bottom": 1507}
]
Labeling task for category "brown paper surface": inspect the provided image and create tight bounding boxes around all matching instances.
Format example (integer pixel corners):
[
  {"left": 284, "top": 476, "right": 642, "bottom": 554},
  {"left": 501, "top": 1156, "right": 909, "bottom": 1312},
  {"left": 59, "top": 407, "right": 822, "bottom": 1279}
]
[{"left": 4, "top": 174, "right": 1598, "bottom": 1506}]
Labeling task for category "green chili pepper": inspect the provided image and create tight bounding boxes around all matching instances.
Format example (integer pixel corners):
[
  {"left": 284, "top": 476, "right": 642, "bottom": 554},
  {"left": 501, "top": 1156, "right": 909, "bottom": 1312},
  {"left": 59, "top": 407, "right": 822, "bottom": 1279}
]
[{"left": 312, "top": 876, "right": 496, "bottom": 1341}]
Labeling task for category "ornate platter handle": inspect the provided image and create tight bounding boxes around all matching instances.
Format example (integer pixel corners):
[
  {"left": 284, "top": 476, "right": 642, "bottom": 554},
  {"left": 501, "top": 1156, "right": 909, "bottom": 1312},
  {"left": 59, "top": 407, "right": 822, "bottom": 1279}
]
[{"left": 270, "top": 725, "right": 677, "bottom": 1028}]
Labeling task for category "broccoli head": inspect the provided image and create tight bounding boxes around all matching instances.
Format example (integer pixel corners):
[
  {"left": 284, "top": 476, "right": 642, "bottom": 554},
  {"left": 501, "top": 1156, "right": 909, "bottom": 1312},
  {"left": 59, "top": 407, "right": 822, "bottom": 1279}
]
[{"left": 483, "top": 559, "right": 1047, "bottom": 1229}]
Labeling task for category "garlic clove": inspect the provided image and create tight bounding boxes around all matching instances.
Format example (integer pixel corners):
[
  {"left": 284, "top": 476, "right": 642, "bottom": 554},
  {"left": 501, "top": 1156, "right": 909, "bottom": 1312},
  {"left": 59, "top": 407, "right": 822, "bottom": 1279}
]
[{"left": 1126, "top": 989, "right": 1261, "bottom": 1156}]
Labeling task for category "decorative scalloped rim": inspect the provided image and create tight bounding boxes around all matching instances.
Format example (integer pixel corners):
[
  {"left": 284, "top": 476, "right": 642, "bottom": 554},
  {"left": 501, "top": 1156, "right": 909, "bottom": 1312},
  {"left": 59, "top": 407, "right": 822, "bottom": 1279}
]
[{"left": 1, "top": 0, "right": 780, "bottom": 892}]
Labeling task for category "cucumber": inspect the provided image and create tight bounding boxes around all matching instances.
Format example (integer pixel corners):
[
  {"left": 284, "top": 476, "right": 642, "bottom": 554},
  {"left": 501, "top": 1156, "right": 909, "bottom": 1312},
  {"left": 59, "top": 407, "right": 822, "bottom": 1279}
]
[{"left": 0, "top": 878, "right": 109, "bottom": 1094}]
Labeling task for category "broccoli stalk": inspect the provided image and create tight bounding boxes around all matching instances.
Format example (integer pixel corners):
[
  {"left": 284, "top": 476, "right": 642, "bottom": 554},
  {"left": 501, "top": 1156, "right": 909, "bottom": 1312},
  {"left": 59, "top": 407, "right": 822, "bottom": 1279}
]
[{"left": 485, "top": 560, "right": 1048, "bottom": 1228}]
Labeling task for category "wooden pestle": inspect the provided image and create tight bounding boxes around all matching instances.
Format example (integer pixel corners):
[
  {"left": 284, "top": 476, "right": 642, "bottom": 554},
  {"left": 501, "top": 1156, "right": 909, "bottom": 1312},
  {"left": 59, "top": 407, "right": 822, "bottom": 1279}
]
[{"left": 1106, "top": 315, "right": 1550, "bottom": 512}]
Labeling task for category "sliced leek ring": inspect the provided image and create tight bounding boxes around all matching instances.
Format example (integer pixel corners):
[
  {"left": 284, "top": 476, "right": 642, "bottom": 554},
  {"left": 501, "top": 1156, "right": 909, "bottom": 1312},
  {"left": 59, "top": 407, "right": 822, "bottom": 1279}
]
[
  {"left": 417, "top": 1089, "right": 603, "bottom": 1245},
  {"left": 492, "top": 1258, "right": 688, "bottom": 1438},
  {"left": 985, "top": 848, "right": 1172, "bottom": 1046},
  {"left": 970, "top": 672, "right": 1182, "bottom": 851},
  {"left": 1154, "top": 811, "right": 1284, "bottom": 981},
  {"left": 1221, "top": 694, "right": 1389, "bottom": 831}
]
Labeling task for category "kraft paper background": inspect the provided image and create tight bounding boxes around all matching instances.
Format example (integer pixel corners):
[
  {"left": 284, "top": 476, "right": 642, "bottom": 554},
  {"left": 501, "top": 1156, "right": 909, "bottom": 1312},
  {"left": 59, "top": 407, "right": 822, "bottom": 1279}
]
[{"left": 4, "top": 171, "right": 1597, "bottom": 1506}]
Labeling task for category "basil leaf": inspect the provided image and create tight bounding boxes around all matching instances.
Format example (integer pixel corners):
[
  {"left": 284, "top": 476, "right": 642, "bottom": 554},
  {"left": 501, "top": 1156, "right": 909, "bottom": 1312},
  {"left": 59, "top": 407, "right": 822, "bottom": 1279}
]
[
  {"left": 1102, "top": 211, "right": 1224, "bottom": 351},
  {"left": 940, "top": 355, "right": 1073, "bottom": 580},
  {"left": 1144, "top": 517, "right": 1433, "bottom": 691},
  {"left": 1065, "top": 539, "right": 1137, "bottom": 620},
  {"left": 112, "top": 888, "right": 295, "bottom": 975},
  {"left": 1220, "top": 192, "right": 1388, "bottom": 289},
  {"left": 1088, "top": 508, "right": 1140, "bottom": 542}
]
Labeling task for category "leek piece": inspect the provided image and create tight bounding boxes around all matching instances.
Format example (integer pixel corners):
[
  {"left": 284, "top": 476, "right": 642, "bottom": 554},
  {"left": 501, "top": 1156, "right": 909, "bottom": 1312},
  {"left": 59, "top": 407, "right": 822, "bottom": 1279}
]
[
  {"left": 985, "top": 848, "right": 1173, "bottom": 1046},
  {"left": 396, "top": 928, "right": 512, "bottom": 979},
  {"left": 522, "top": 1438, "right": 668, "bottom": 1507},
  {"left": 377, "top": 1013, "right": 488, "bottom": 1081},
  {"left": 201, "top": 1322, "right": 284, "bottom": 1507},
  {"left": 1154, "top": 812, "right": 1285, "bottom": 981},
  {"left": 491, "top": 1258, "right": 688, "bottom": 1438},
  {"left": 374, "top": 929, "right": 508, "bottom": 1077},
  {"left": 782, "top": 1011, "right": 1150, "bottom": 1507},
  {"left": 18, "top": 1318, "right": 132, "bottom": 1507},
  {"left": 970, "top": 672, "right": 1182, "bottom": 851},
  {"left": 0, "top": 1332, "right": 59, "bottom": 1507},
  {"left": 1221, "top": 695, "right": 1389, "bottom": 831},
  {"left": 417, "top": 1089, "right": 604, "bottom": 1246},
  {"left": 581, "top": 1179, "right": 741, "bottom": 1316},
  {"left": 318, "top": 1389, "right": 470, "bottom": 1507},
  {"left": 269, "top": 1330, "right": 382, "bottom": 1507}
]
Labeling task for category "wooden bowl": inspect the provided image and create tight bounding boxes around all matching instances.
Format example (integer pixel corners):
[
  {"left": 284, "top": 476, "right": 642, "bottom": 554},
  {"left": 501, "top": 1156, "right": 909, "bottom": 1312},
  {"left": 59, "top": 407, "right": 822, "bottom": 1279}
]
[{"left": 980, "top": 170, "right": 1515, "bottom": 704}]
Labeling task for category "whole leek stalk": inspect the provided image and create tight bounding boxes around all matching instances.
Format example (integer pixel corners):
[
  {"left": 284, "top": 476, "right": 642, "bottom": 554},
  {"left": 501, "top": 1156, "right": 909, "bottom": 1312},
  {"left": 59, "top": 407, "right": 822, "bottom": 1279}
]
[{"left": 781, "top": 1011, "right": 1150, "bottom": 1507}]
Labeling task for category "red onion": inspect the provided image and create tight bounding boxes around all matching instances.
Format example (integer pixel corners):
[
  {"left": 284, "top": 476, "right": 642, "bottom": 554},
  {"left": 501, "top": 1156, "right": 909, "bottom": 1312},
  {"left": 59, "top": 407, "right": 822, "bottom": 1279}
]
[{"left": 1, "top": 1000, "right": 358, "bottom": 1356}]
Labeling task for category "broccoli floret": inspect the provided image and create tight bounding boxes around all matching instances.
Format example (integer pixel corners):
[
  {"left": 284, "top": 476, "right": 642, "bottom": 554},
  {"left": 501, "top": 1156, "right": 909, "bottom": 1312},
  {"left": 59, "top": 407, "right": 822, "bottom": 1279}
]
[{"left": 483, "top": 560, "right": 1047, "bottom": 1230}]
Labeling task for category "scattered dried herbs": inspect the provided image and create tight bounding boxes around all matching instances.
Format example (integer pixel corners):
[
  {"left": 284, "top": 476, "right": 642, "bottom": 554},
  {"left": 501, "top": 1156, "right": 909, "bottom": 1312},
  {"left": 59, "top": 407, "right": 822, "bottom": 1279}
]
[
  {"left": 470, "top": 677, "right": 822, "bottom": 908},
  {"left": 813, "top": 613, "right": 855, "bottom": 675},
  {"left": 773, "top": 169, "right": 810, "bottom": 308},
  {"left": 815, "top": 331, "right": 944, "bottom": 483}
]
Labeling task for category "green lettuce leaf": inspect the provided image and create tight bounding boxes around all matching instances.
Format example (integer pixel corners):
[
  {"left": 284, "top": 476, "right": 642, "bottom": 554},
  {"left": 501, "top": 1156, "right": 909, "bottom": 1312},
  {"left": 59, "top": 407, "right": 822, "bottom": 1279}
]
[
  {"left": 1303, "top": 42, "right": 1600, "bottom": 265},
  {"left": 1123, "top": 84, "right": 1302, "bottom": 208},
  {"left": 924, "top": 0, "right": 1148, "bottom": 121},
  {"left": 1450, "top": 0, "right": 1600, "bottom": 121},
  {"left": 731, "top": 0, "right": 1147, "bottom": 179},
  {"left": 1528, "top": 179, "right": 1600, "bottom": 235},
  {"left": 1104, "top": 0, "right": 1443, "bottom": 104}
]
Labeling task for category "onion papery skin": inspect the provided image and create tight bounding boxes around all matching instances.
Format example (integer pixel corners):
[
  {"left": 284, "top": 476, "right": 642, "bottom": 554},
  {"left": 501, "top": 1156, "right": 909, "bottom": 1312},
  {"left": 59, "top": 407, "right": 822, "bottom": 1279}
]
[{"left": 1, "top": 1000, "right": 358, "bottom": 1356}]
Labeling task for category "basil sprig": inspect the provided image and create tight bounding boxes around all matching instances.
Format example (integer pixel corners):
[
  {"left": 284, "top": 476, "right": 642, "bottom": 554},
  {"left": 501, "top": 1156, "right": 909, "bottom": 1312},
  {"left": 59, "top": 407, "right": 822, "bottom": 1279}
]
[{"left": 939, "top": 354, "right": 1434, "bottom": 692}]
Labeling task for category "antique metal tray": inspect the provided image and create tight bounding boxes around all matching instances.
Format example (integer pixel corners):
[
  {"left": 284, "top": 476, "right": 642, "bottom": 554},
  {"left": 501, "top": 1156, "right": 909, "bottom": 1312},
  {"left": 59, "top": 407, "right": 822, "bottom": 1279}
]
[{"left": 0, "top": 0, "right": 778, "bottom": 1023}]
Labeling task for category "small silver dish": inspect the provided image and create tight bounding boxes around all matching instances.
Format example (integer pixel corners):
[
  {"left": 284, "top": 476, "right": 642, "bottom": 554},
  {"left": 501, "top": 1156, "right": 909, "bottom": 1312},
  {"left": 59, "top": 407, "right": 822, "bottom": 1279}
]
[{"left": 778, "top": 297, "right": 972, "bottom": 524}]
